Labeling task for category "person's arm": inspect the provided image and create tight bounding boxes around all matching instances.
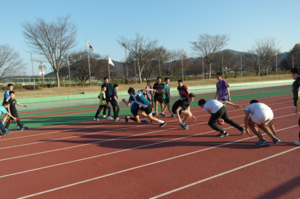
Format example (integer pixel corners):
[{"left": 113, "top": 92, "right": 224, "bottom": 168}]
[
  {"left": 244, "top": 111, "right": 252, "bottom": 137},
  {"left": 226, "top": 87, "right": 231, "bottom": 102},
  {"left": 114, "top": 94, "right": 119, "bottom": 105},
  {"left": 2, "top": 114, "right": 8, "bottom": 124},
  {"left": 219, "top": 100, "right": 241, "bottom": 109},
  {"left": 176, "top": 107, "right": 183, "bottom": 124},
  {"left": 214, "top": 90, "right": 219, "bottom": 100},
  {"left": 187, "top": 106, "right": 196, "bottom": 121},
  {"left": 293, "top": 80, "right": 300, "bottom": 113},
  {"left": 185, "top": 86, "right": 190, "bottom": 95},
  {"left": 122, "top": 99, "right": 131, "bottom": 107},
  {"left": 16, "top": 102, "right": 28, "bottom": 107}
]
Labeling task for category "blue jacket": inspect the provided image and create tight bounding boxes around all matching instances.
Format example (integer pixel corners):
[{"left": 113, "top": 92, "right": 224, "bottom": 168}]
[{"left": 102, "top": 82, "right": 114, "bottom": 99}]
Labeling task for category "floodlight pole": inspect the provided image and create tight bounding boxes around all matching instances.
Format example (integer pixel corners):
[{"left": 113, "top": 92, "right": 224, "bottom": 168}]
[
  {"left": 31, "top": 54, "right": 36, "bottom": 96},
  {"left": 67, "top": 56, "right": 72, "bottom": 94},
  {"left": 202, "top": 57, "right": 204, "bottom": 85},
  {"left": 276, "top": 53, "right": 278, "bottom": 80},
  {"left": 181, "top": 58, "right": 184, "bottom": 83},
  {"left": 241, "top": 54, "right": 242, "bottom": 82}
]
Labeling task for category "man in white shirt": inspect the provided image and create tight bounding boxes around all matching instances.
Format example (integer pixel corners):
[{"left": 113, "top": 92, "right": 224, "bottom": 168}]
[
  {"left": 198, "top": 99, "right": 245, "bottom": 137},
  {"left": 244, "top": 100, "right": 280, "bottom": 147}
]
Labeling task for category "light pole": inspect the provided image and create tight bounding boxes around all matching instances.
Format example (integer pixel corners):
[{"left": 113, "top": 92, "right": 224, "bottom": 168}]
[{"left": 122, "top": 43, "right": 128, "bottom": 79}]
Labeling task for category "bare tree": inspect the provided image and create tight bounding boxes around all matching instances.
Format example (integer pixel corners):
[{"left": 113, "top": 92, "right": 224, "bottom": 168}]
[
  {"left": 118, "top": 33, "right": 159, "bottom": 83},
  {"left": 60, "top": 50, "right": 106, "bottom": 82},
  {"left": 245, "top": 37, "right": 280, "bottom": 75},
  {"left": 0, "top": 44, "right": 25, "bottom": 80},
  {"left": 22, "top": 16, "right": 77, "bottom": 87},
  {"left": 190, "top": 34, "right": 230, "bottom": 79},
  {"left": 286, "top": 44, "right": 300, "bottom": 69},
  {"left": 212, "top": 50, "right": 240, "bottom": 74}
]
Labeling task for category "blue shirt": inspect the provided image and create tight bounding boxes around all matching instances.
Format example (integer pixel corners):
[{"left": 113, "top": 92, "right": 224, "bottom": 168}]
[
  {"left": 128, "top": 90, "right": 150, "bottom": 108},
  {"left": 4, "top": 90, "right": 9, "bottom": 100},
  {"left": 0, "top": 106, "right": 8, "bottom": 115},
  {"left": 131, "top": 102, "right": 139, "bottom": 110},
  {"left": 163, "top": 84, "right": 170, "bottom": 99}
]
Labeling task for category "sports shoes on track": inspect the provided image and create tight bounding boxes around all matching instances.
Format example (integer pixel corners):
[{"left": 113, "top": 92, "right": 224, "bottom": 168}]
[
  {"left": 103, "top": 115, "right": 107, "bottom": 118},
  {"left": 171, "top": 113, "right": 175, "bottom": 118},
  {"left": 272, "top": 137, "right": 281, "bottom": 145},
  {"left": 254, "top": 140, "right": 269, "bottom": 147},
  {"left": 180, "top": 123, "right": 188, "bottom": 130},
  {"left": 114, "top": 117, "right": 120, "bottom": 122},
  {"left": 294, "top": 141, "right": 300, "bottom": 146},
  {"left": 21, "top": 127, "right": 28, "bottom": 131},
  {"left": 3, "top": 130, "right": 11, "bottom": 136},
  {"left": 125, "top": 116, "right": 129, "bottom": 123},
  {"left": 107, "top": 116, "right": 113, "bottom": 120},
  {"left": 217, "top": 131, "right": 229, "bottom": 137},
  {"left": 160, "top": 112, "right": 166, "bottom": 117},
  {"left": 141, "top": 120, "right": 149, "bottom": 124},
  {"left": 159, "top": 122, "right": 167, "bottom": 128},
  {"left": 241, "top": 127, "right": 246, "bottom": 135},
  {"left": 94, "top": 118, "right": 99, "bottom": 121}
]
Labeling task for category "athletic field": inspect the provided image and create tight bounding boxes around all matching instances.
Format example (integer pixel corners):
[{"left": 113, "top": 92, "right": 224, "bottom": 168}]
[{"left": 1, "top": 85, "right": 299, "bottom": 198}]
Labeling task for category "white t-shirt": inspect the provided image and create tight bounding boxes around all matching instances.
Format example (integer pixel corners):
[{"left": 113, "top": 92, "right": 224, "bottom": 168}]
[
  {"left": 203, "top": 100, "right": 224, "bottom": 114},
  {"left": 244, "top": 103, "right": 271, "bottom": 115}
]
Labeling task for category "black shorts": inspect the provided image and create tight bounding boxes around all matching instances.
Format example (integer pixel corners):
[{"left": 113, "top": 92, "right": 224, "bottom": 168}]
[
  {"left": 164, "top": 98, "right": 170, "bottom": 104},
  {"left": 154, "top": 95, "right": 163, "bottom": 103},
  {"left": 140, "top": 104, "right": 153, "bottom": 115},
  {"left": 131, "top": 107, "right": 139, "bottom": 117},
  {"left": 172, "top": 106, "right": 184, "bottom": 115}
]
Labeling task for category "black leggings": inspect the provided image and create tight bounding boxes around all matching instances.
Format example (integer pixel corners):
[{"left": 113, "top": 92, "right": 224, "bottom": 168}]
[
  {"left": 5, "top": 116, "right": 23, "bottom": 129},
  {"left": 112, "top": 104, "right": 119, "bottom": 119},
  {"left": 208, "top": 106, "right": 243, "bottom": 133},
  {"left": 95, "top": 104, "right": 111, "bottom": 118}
]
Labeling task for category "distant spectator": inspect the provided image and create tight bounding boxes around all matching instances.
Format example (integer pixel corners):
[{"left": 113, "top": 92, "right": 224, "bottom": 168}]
[{"left": 101, "top": 77, "right": 114, "bottom": 118}]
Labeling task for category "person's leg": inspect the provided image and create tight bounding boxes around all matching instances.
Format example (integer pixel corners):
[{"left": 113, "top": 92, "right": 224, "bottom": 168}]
[
  {"left": 1, "top": 120, "right": 8, "bottom": 133},
  {"left": 160, "top": 102, "right": 163, "bottom": 113},
  {"left": 112, "top": 104, "right": 117, "bottom": 119},
  {"left": 4, "top": 118, "right": 12, "bottom": 129},
  {"left": 181, "top": 110, "right": 191, "bottom": 124},
  {"left": 105, "top": 104, "right": 112, "bottom": 117},
  {"left": 208, "top": 109, "right": 225, "bottom": 133},
  {"left": 103, "top": 99, "right": 110, "bottom": 115},
  {"left": 94, "top": 105, "right": 103, "bottom": 118},
  {"left": 220, "top": 106, "right": 244, "bottom": 131},
  {"left": 155, "top": 101, "right": 158, "bottom": 113},
  {"left": 257, "top": 123, "right": 276, "bottom": 139},
  {"left": 248, "top": 118, "right": 265, "bottom": 140},
  {"left": 268, "top": 121, "right": 277, "bottom": 137},
  {"left": 115, "top": 104, "right": 119, "bottom": 118}
]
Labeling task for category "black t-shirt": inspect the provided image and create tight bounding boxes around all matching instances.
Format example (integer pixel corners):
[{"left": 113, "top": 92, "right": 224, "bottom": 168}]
[
  {"left": 172, "top": 98, "right": 190, "bottom": 112},
  {"left": 153, "top": 83, "right": 164, "bottom": 97},
  {"left": 8, "top": 98, "right": 18, "bottom": 114},
  {"left": 111, "top": 90, "right": 118, "bottom": 105}
]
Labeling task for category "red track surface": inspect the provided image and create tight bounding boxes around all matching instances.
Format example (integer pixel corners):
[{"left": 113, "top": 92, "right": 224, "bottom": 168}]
[{"left": 0, "top": 94, "right": 299, "bottom": 198}]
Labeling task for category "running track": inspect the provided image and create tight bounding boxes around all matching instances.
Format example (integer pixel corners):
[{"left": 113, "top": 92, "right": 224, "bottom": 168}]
[{"left": 0, "top": 92, "right": 299, "bottom": 198}]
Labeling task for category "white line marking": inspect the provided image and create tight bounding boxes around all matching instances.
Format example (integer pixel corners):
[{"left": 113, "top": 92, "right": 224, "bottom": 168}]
[
  {"left": 1, "top": 96, "right": 291, "bottom": 142},
  {"left": 149, "top": 146, "right": 300, "bottom": 199},
  {"left": 0, "top": 114, "right": 295, "bottom": 179},
  {"left": 0, "top": 105, "right": 294, "bottom": 162},
  {"left": 0, "top": 100, "right": 291, "bottom": 150},
  {"left": 17, "top": 125, "right": 298, "bottom": 199}
]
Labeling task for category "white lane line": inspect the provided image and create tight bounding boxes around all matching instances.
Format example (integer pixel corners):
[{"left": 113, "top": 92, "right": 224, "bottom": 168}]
[
  {"left": 0, "top": 113, "right": 296, "bottom": 179},
  {"left": 17, "top": 125, "right": 298, "bottom": 199},
  {"left": 1, "top": 96, "right": 292, "bottom": 142},
  {"left": 0, "top": 100, "right": 291, "bottom": 150},
  {"left": 149, "top": 146, "right": 300, "bottom": 199},
  {"left": 0, "top": 104, "right": 294, "bottom": 162}
]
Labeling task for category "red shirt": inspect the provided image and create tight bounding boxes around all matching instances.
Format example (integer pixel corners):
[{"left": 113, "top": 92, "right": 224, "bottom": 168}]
[{"left": 177, "top": 85, "right": 189, "bottom": 98}]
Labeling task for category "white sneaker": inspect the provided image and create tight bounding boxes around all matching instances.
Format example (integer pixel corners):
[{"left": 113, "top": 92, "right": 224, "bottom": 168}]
[
  {"left": 294, "top": 141, "right": 300, "bottom": 146},
  {"left": 107, "top": 116, "right": 113, "bottom": 120},
  {"left": 94, "top": 118, "right": 99, "bottom": 121}
]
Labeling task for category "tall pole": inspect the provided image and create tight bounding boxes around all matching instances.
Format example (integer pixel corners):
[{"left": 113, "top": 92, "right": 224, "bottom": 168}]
[
  {"left": 292, "top": 53, "right": 294, "bottom": 69},
  {"left": 31, "top": 54, "right": 36, "bottom": 96},
  {"left": 258, "top": 55, "right": 261, "bottom": 81},
  {"left": 202, "top": 57, "right": 204, "bottom": 85},
  {"left": 67, "top": 56, "right": 72, "bottom": 94},
  {"left": 134, "top": 59, "right": 137, "bottom": 89},
  {"left": 276, "top": 53, "right": 278, "bottom": 80},
  {"left": 125, "top": 48, "right": 128, "bottom": 79},
  {"left": 222, "top": 53, "right": 224, "bottom": 77},
  {"left": 108, "top": 55, "right": 110, "bottom": 80},
  {"left": 159, "top": 57, "right": 161, "bottom": 77},
  {"left": 86, "top": 39, "right": 92, "bottom": 92},
  {"left": 240, "top": 54, "right": 242, "bottom": 82},
  {"left": 181, "top": 58, "right": 184, "bottom": 82}
]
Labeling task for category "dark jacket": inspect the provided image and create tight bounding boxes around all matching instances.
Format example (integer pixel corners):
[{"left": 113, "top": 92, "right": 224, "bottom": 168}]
[
  {"left": 102, "top": 82, "right": 114, "bottom": 99},
  {"left": 292, "top": 75, "right": 300, "bottom": 107}
]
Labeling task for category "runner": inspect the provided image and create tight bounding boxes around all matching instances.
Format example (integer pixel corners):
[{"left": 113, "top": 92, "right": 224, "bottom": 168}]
[
  {"left": 244, "top": 100, "right": 281, "bottom": 147},
  {"left": 172, "top": 93, "right": 196, "bottom": 130},
  {"left": 198, "top": 99, "right": 245, "bottom": 137},
  {"left": 291, "top": 68, "right": 300, "bottom": 146}
]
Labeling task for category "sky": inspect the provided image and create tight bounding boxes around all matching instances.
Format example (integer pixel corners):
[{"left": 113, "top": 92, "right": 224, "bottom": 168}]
[{"left": 1, "top": 0, "right": 300, "bottom": 76}]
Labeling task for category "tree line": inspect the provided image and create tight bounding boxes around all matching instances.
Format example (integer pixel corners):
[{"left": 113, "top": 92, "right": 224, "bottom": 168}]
[{"left": 0, "top": 15, "right": 299, "bottom": 86}]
